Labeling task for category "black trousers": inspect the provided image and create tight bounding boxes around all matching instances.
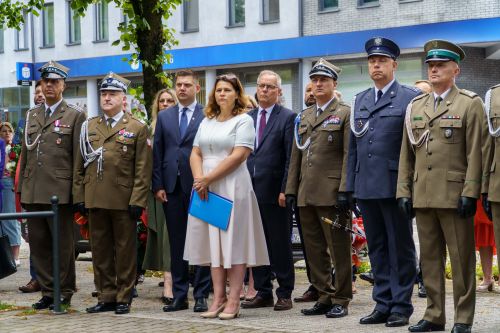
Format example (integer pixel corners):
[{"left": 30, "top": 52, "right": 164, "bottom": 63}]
[
  {"left": 162, "top": 178, "right": 211, "bottom": 300},
  {"left": 252, "top": 203, "right": 295, "bottom": 299}
]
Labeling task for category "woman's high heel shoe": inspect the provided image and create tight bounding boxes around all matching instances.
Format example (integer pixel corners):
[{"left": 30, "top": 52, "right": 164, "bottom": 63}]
[
  {"left": 477, "top": 281, "right": 494, "bottom": 292},
  {"left": 200, "top": 302, "right": 226, "bottom": 319},
  {"left": 218, "top": 309, "right": 240, "bottom": 320}
]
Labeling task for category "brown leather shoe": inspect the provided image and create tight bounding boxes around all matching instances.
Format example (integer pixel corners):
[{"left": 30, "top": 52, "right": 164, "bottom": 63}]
[
  {"left": 293, "top": 290, "right": 319, "bottom": 303},
  {"left": 241, "top": 295, "right": 274, "bottom": 309},
  {"left": 274, "top": 298, "right": 292, "bottom": 311},
  {"left": 19, "top": 279, "right": 41, "bottom": 293}
]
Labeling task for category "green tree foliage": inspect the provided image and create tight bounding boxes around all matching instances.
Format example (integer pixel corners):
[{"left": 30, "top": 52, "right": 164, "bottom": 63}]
[{"left": 0, "top": 0, "right": 182, "bottom": 120}]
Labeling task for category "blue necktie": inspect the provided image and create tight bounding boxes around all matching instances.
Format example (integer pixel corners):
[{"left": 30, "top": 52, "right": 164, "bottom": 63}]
[
  {"left": 376, "top": 90, "right": 383, "bottom": 104},
  {"left": 179, "top": 107, "right": 188, "bottom": 138}
]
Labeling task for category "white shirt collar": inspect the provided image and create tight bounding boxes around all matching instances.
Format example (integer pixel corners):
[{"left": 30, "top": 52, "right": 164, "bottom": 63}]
[
  {"left": 104, "top": 110, "right": 124, "bottom": 127},
  {"left": 44, "top": 98, "right": 63, "bottom": 115},
  {"left": 317, "top": 96, "right": 335, "bottom": 112},
  {"left": 433, "top": 88, "right": 452, "bottom": 101}
]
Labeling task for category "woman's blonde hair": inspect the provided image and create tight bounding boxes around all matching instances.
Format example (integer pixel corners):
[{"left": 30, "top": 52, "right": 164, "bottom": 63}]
[
  {"left": 0, "top": 122, "right": 14, "bottom": 133},
  {"left": 204, "top": 74, "right": 248, "bottom": 119},
  {"left": 151, "top": 88, "right": 177, "bottom": 133},
  {"left": 245, "top": 94, "right": 258, "bottom": 109}
]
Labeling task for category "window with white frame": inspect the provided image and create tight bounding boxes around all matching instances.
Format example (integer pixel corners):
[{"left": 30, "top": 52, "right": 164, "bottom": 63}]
[
  {"left": 94, "top": 0, "right": 109, "bottom": 41},
  {"left": 67, "top": 1, "right": 81, "bottom": 44},
  {"left": 183, "top": 0, "right": 199, "bottom": 32},
  {"left": 262, "top": 0, "right": 279, "bottom": 22},
  {"left": 228, "top": 0, "right": 245, "bottom": 27},
  {"left": 42, "top": 2, "right": 55, "bottom": 47},
  {"left": 358, "top": 0, "right": 379, "bottom": 7},
  {"left": 15, "top": 11, "right": 29, "bottom": 50},
  {"left": 319, "top": 0, "right": 338, "bottom": 11}
]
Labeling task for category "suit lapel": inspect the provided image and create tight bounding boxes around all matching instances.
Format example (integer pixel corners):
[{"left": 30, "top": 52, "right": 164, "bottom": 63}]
[
  {"left": 181, "top": 104, "right": 202, "bottom": 143},
  {"left": 33, "top": 107, "right": 45, "bottom": 127},
  {"left": 256, "top": 105, "right": 280, "bottom": 151},
  {"left": 105, "top": 113, "right": 129, "bottom": 140},
  {"left": 426, "top": 85, "right": 459, "bottom": 122},
  {"left": 95, "top": 116, "right": 108, "bottom": 137}
]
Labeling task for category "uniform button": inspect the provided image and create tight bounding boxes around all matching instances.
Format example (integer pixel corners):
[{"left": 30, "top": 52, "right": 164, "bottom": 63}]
[
  {"left": 370, "top": 127, "right": 374, "bottom": 131},
  {"left": 429, "top": 123, "right": 433, "bottom": 127},
  {"left": 37, "top": 162, "right": 42, "bottom": 166},
  {"left": 429, "top": 137, "right": 433, "bottom": 141},
  {"left": 308, "top": 163, "right": 312, "bottom": 167},
  {"left": 368, "top": 153, "right": 372, "bottom": 158},
  {"left": 42, "top": 130, "right": 46, "bottom": 133},
  {"left": 427, "top": 165, "right": 432, "bottom": 170},
  {"left": 40, "top": 140, "right": 44, "bottom": 143},
  {"left": 313, "top": 130, "right": 317, "bottom": 133},
  {"left": 369, "top": 140, "right": 373, "bottom": 144},
  {"left": 428, "top": 152, "right": 432, "bottom": 155}
]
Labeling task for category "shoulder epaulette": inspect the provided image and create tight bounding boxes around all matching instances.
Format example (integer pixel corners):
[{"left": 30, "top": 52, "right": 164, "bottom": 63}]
[
  {"left": 411, "top": 93, "right": 429, "bottom": 103},
  {"left": 27, "top": 104, "right": 41, "bottom": 113},
  {"left": 67, "top": 103, "right": 85, "bottom": 112},
  {"left": 130, "top": 115, "right": 147, "bottom": 125},
  {"left": 459, "top": 89, "right": 478, "bottom": 98},
  {"left": 339, "top": 101, "right": 350, "bottom": 108},
  {"left": 87, "top": 115, "right": 99, "bottom": 121},
  {"left": 401, "top": 85, "right": 420, "bottom": 93},
  {"left": 302, "top": 105, "right": 315, "bottom": 113}
]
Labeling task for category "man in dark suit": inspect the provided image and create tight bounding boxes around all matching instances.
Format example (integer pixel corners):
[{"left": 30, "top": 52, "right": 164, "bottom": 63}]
[
  {"left": 152, "top": 70, "right": 210, "bottom": 313},
  {"left": 346, "top": 37, "right": 419, "bottom": 327},
  {"left": 242, "top": 70, "right": 296, "bottom": 311}
]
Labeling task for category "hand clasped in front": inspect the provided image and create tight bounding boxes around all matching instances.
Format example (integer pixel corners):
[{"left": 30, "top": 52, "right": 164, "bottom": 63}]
[{"left": 193, "top": 176, "right": 210, "bottom": 201}]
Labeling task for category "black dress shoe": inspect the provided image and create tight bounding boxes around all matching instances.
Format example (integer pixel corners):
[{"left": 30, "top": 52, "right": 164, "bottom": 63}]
[
  {"left": 301, "top": 302, "right": 331, "bottom": 316},
  {"left": 408, "top": 319, "right": 445, "bottom": 332},
  {"left": 193, "top": 298, "right": 208, "bottom": 312},
  {"left": 360, "top": 310, "right": 389, "bottom": 324},
  {"left": 325, "top": 304, "right": 348, "bottom": 318},
  {"left": 359, "top": 272, "right": 374, "bottom": 285},
  {"left": 132, "top": 287, "right": 138, "bottom": 298},
  {"left": 161, "top": 296, "right": 173, "bottom": 305},
  {"left": 115, "top": 302, "right": 130, "bottom": 314},
  {"left": 91, "top": 290, "right": 99, "bottom": 298},
  {"left": 386, "top": 312, "right": 409, "bottom": 327},
  {"left": 163, "top": 298, "right": 188, "bottom": 312},
  {"left": 86, "top": 302, "right": 117, "bottom": 313},
  {"left": 32, "top": 296, "right": 54, "bottom": 310},
  {"left": 49, "top": 298, "right": 71, "bottom": 310},
  {"left": 418, "top": 282, "right": 427, "bottom": 298},
  {"left": 451, "top": 323, "right": 471, "bottom": 333}
]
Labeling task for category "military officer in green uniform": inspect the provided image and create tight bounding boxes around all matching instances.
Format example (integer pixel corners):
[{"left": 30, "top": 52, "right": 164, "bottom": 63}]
[
  {"left": 18, "top": 61, "right": 86, "bottom": 310},
  {"left": 74, "top": 72, "right": 152, "bottom": 315},
  {"left": 397, "top": 40, "right": 484, "bottom": 333},
  {"left": 481, "top": 83, "right": 500, "bottom": 289},
  {"left": 286, "top": 59, "right": 352, "bottom": 318}
]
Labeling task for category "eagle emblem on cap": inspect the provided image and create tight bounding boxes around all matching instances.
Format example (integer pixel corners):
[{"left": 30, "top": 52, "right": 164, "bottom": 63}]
[{"left": 374, "top": 38, "right": 382, "bottom": 46}]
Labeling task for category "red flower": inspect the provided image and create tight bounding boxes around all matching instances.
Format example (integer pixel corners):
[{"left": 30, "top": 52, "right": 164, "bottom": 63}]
[
  {"left": 139, "top": 232, "right": 147, "bottom": 243},
  {"left": 9, "top": 151, "right": 16, "bottom": 160}
]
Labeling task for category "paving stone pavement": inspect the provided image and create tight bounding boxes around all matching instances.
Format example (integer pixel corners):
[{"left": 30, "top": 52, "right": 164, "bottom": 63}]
[{"left": 1, "top": 246, "right": 499, "bottom": 332}]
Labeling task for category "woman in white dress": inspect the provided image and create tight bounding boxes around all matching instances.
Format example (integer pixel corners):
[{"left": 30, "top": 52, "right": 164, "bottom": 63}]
[{"left": 184, "top": 74, "right": 269, "bottom": 319}]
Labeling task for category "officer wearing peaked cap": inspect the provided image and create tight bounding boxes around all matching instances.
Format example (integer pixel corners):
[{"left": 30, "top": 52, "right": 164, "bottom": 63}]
[
  {"left": 18, "top": 60, "right": 86, "bottom": 310},
  {"left": 74, "top": 71, "right": 152, "bottom": 315},
  {"left": 397, "top": 40, "right": 483, "bottom": 333},
  {"left": 346, "top": 37, "right": 420, "bottom": 327},
  {"left": 286, "top": 58, "right": 352, "bottom": 318}
]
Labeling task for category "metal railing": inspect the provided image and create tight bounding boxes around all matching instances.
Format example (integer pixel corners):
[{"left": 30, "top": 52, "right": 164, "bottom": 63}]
[{"left": 0, "top": 196, "right": 65, "bottom": 314}]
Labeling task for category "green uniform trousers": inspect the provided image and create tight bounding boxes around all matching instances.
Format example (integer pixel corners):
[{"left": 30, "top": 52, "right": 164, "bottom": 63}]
[
  {"left": 416, "top": 208, "right": 475, "bottom": 325},
  {"left": 299, "top": 206, "right": 352, "bottom": 307},
  {"left": 89, "top": 208, "right": 137, "bottom": 304},
  {"left": 26, "top": 204, "right": 76, "bottom": 300}
]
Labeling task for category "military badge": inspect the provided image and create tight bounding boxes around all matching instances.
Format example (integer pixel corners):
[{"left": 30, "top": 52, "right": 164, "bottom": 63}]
[
  {"left": 56, "top": 138, "right": 62, "bottom": 145},
  {"left": 374, "top": 37, "right": 382, "bottom": 46},
  {"left": 444, "top": 129, "right": 453, "bottom": 138},
  {"left": 441, "top": 115, "right": 460, "bottom": 119},
  {"left": 122, "top": 146, "right": 128, "bottom": 152},
  {"left": 356, "top": 119, "right": 364, "bottom": 128},
  {"left": 328, "top": 135, "right": 333, "bottom": 143}
]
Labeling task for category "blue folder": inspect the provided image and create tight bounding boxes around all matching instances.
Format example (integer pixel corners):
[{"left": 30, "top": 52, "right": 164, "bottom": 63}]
[{"left": 188, "top": 190, "right": 233, "bottom": 231}]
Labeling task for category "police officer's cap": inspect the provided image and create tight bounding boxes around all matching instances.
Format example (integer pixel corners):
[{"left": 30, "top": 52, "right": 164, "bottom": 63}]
[
  {"left": 309, "top": 58, "right": 341, "bottom": 81},
  {"left": 424, "top": 39, "right": 465, "bottom": 63},
  {"left": 365, "top": 37, "right": 400, "bottom": 60},
  {"left": 39, "top": 60, "right": 69, "bottom": 79},
  {"left": 100, "top": 72, "right": 131, "bottom": 93}
]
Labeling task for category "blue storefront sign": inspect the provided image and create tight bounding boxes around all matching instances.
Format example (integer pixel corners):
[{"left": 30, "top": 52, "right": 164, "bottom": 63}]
[{"left": 16, "top": 62, "right": 34, "bottom": 86}]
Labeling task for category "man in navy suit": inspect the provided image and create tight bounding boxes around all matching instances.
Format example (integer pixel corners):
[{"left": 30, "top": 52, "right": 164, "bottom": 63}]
[
  {"left": 346, "top": 37, "right": 420, "bottom": 327},
  {"left": 152, "top": 70, "right": 210, "bottom": 313},
  {"left": 242, "top": 70, "right": 296, "bottom": 311}
]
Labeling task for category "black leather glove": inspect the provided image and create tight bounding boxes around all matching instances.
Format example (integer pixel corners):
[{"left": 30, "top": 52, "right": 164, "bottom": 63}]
[
  {"left": 336, "top": 192, "right": 350, "bottom": 214},
  {"left": 457, "top": 196, "right": 477, "bottom": 219},
  {"left": 73, "top": 202, "right": 87, "bottom": 216},
  {"left": 347, "top": 192, "right": 357, "bottom": 215},
  {"left": 129, "top": 205, "right": 143, "bottom": 220},
  {"left": 482, "top": 194, "right": 492, "bottom": 221},
  {"left": 285, "top": 195, "right": 297, "bottom": 208},
  {"left": 397, "top": 197, "right": 414, "bottom": 220}
]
